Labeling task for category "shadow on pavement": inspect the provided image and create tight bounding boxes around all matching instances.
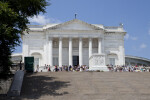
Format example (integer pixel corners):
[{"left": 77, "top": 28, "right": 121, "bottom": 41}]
[{"left": 1, "top": 73, "right": 70, "bottom": 100}]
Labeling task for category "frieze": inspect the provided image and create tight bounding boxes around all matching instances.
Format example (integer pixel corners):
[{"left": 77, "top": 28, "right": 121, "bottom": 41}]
[{"left": 105, "top": 47, "right": 119, "bottom": 51}]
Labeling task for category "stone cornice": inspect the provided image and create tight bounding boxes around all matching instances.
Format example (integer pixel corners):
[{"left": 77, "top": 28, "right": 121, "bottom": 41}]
[
  {"left": 47, "top": 29, "right": 103, "bottom": 33},
  {"left": 105, "top": 31, "right": 126, "bottom": 36},
  {"left": 45, "top": 19, "right": 104, "bottom": 30}
]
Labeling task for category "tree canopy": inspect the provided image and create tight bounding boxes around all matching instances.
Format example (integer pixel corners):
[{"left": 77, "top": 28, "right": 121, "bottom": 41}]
[{"left": 0, "top": 0, "right": 49, "bottom": 79}]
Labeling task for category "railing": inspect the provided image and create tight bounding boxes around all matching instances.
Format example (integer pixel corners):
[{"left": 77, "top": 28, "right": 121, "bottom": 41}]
[{"left": 7, "top": 70, "right": 24, "bottom": 96}]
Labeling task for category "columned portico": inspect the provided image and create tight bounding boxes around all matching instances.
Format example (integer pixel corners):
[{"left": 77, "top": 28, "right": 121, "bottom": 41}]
[
  {"left": 52, "top": 37, "right": 101, "bottom": 66},
  {"left": 48, "top": 37, "right": 105, "bottom": 67},
  {"left": 59, "top": 37, "right": 62, "bottom": 67},
  {"left": 79, "top": 38, "right": 83, "bottom": 66},
  {"left": 69, "top": 38, "right": 73, "bottom": 66}
]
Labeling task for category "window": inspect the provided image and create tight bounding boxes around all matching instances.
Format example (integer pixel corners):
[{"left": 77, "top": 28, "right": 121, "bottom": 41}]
[
  {"left": 109, "top": 58, "right": 115, "bottom": 66},
  {"left": 34, "top": 58, "right": 39, "bottom": 67}
]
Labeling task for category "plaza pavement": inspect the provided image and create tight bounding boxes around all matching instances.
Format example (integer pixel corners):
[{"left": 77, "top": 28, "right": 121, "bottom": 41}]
[{"left": 2, "top": 72, "right": 150, "bottom": 100}]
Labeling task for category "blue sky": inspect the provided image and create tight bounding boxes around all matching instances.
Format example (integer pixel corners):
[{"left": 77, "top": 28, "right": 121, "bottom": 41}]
[{"left": 14, "top": 0, "right": 150, "bottom": 59}]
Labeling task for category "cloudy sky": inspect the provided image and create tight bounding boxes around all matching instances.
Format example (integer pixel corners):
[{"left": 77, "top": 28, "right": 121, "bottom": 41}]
[{"left": 15, "top": 0, "right": 150, "bottom": 59}]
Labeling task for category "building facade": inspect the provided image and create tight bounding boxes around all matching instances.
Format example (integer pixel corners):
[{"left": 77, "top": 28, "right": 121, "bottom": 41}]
[{"left": 22, "top": 19, "right": 126, "bottom": 68}]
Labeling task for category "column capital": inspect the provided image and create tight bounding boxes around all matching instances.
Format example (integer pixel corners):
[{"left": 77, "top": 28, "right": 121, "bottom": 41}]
[
  {"left": 98, "top": 37, "right": 102, "bottom": 41},
  {"left": 59, "top": 37, "right": 62, "bottom": 40},
  {"left": 49, "top": 37, "right": 53, "bottom": 41},
  {"left": 69, "top": 37, "right": 72, "bottom": 41},
  {"left": 89, "top": 38, "right": 93, "bottom": 41},
  {"left": 79, "top": 37, "right": 82, "bottom": 41}
]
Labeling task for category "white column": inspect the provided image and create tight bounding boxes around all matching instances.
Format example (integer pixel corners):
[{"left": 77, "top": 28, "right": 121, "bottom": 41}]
[
  {"left": 98, "top": 38, "right": 102, "bottom": 54},
  {"left": 59, "top": 37, "right": 62, "bottom": 67},
  {"left": 89, "top": 38, "right": 92, "bottom": 58},
  {"left": 46, "top": 37, "right": 49, "bottom": 65},
  {"left": 69, "top": 38, "right": 72, "bottom": 66},
  {"left": 102, "top": 38, "right": 105, "bottom": 53},
  {"left": 43, "top": 41, "right": 47, "bottom": 65},
  {"left": 79, "top": 38, "right": 83, "bottom": 66},
  {"left": 49, "top": 37, "right": 53, "bottom": 66}
]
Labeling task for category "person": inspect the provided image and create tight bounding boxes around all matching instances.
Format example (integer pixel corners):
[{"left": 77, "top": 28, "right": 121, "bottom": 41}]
[
  {"left": 55, "top": 65, "right": 57, "bottom": 72},
  {"left": 80, "top": 65, "right": 83, "bottom": 72},
  {"left": 60, "top": 66, "right": 62, "bottom": 71},
  {"left": 46, "top": 65, "right": 49, "bottom": 69},
  {"left": 37, "top": 65, "right": 39, "bottom": 72},
  {"left": 19, "top": 60, "right": 22, "bottom": 70},
  {"left": 69, "top": 65, "right": 72, "bottom": 71},
  {"left": 129, "top": 67, "right": 131, "bottom": 72},
  {"left": 66, "top": 66, "right": 68, "bottom": 71},
  {"left": 48, "top": 65, "right": 51, "bottom": 72},
  {"left": 63, "top": 65, "right": 65, "bottom": 71},
  {"left": 143, "top": 68, "right": 146, "bottom": 72},
  {"left": 114, "top": 67, "right": 117, "bottom": 72}
]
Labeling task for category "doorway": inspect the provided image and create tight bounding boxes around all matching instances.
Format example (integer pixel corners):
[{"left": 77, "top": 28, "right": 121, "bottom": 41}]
[
  {"left": 53, "top": 57, "right": 58, "bottom": 66},
  {"left": 73, "top": 56, "right": 79, "bottom": 66}
]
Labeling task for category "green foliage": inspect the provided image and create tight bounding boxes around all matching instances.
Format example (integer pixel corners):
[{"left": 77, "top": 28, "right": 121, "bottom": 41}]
[{"left": 0, "top": 0, "right": 49, "bottom": 79}]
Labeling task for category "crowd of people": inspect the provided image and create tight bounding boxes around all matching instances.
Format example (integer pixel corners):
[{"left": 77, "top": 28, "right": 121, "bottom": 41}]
[
  {"left": 37, "top": 64, "right": 89, "bottom": 72},
  {"left": 54, "top": 65, "right": 89, "bottom": 72},
  {"left": 107, "top": 65, "right": 150, "bottom": 72},
  {"left": 36, "top": 64, "right": 150, "bottom": 72}
]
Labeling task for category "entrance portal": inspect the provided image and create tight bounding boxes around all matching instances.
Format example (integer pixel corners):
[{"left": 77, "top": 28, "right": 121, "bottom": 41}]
[{"left": 73, "top": 56, "right": 79, "bottom": 66}]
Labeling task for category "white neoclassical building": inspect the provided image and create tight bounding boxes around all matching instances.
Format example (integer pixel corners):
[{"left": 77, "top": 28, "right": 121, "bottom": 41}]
[{"left": 22, "top": 19, "right": 126, "bottom": 70}]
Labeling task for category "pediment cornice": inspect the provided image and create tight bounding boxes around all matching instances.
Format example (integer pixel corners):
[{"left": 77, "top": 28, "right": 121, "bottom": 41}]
[{"left": 44, "top": 19, "right": 104, "bottom": 30}]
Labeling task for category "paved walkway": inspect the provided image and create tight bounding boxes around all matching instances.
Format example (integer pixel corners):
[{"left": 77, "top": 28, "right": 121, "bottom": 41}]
[{"left": 2, "top": 72, "right": 150, "bottom": 100}]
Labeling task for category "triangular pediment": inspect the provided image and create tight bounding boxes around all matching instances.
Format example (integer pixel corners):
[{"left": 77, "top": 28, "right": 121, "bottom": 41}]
[{"left": 47, "top": 19, "right": 102, "bottom": 30}]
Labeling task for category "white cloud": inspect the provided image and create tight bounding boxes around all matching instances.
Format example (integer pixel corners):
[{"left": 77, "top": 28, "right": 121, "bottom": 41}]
[
  {"left": 29, "top": 15, "right": 61, "bottom": 25},
  {"left": 131, "top": 37, "right": 138, "bottom": 40},
  {"left": 124, "top": 34, "right": 138, "bottom": 41},
  {"left": 140, "top": 43, "right": 147, "bottom": 49},
  {"left": 124, "top": 34, "right": 129, "bottom": 40}
]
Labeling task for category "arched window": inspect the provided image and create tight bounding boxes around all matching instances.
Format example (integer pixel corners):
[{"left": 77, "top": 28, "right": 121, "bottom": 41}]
[
  {"left": 31, "top": 52, "right": 42, "bottom": 72},
  {"left": 107, "top": 53, "right": 118, "bottom": 66}
]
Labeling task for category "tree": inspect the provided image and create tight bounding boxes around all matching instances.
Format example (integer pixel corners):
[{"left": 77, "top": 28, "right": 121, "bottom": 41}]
[{"left": 0, "top": 0, "right": 49, "bottom": 79}]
